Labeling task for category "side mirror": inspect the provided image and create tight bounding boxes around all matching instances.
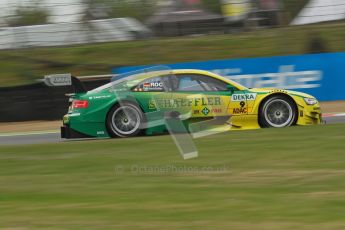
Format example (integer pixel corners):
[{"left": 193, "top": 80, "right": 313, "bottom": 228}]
[{"left": 227, "top": 85, "right": 236, "bottom": 94}]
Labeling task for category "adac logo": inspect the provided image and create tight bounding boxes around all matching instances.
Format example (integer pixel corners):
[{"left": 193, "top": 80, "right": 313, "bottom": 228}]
[
  {"left": 233, "top": 101, "right": 247, "bottom": 114},
  {"left": 202, "top": 107, "right": 210, "bottom": 116}
]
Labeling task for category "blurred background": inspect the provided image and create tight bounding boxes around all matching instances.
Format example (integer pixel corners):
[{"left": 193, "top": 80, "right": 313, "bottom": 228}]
[
  {"left": 0, "top": 0, "right": 344, "bottom": 121},
  {"left": 0, "top": 0, "right": 344, "bottom": 86}
]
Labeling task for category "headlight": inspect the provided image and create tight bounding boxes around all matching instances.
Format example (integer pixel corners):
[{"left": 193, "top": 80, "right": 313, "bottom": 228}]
[{"left": 304, "top": 97, "right": 318, "bottom": 105}]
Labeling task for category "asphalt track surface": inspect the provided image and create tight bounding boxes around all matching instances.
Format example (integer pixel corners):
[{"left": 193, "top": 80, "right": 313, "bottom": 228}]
[{"left": 0, "top": 115, "right": 344, "bottom": 146}]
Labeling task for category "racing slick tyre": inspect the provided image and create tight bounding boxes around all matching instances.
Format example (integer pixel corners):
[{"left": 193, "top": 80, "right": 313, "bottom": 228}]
[
  {"left": 259, "top": 95, "right": 297, "bottom": 128},
  {"left": 106, "top": 102, "right": 144, "bottom": 138}
]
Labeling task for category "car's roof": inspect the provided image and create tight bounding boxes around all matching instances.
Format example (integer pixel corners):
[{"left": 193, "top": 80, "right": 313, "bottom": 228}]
[
  {"left": 124, "top": 69, "right": 247, "bottom": 90},
  {"left": 90, "top": 69, "right": 247, "bottom": 93}
]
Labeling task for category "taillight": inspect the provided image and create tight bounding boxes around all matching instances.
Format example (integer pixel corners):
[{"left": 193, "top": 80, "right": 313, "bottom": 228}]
[{"left": 72, "top": 100, "right": 89, "bottom": 109}]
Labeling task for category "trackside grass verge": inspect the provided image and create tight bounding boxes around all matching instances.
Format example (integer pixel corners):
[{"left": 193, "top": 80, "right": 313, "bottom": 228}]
[{"left": 0, "top": 124, "right": 344, "bottom": 229}]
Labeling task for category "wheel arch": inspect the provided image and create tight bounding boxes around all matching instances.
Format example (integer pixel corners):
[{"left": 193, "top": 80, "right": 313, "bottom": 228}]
[
  {"left": 257, "top": 93, "right": 299, "bottom": 127},
  {"left": 106, "top": 98, "right": 145, "bottom": 118},
  {"left": 105, "top": 98, "right": 146, "bottom": 137}
]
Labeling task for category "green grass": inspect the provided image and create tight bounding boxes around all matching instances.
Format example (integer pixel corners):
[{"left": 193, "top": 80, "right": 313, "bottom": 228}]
[
  {"left": 1, "top": 22, "right": 345, "bottom": 87},
  {"left": 0, "top": 124, "right": 345, "bottom": 229}
]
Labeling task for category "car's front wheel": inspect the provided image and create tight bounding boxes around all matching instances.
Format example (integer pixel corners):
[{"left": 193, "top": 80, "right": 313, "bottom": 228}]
[
  {"left": 106, "top": 103, "right": 144, "bottom": 137},
  {"left": 259, "top": 95, "right": 297, "bottom": 128}
]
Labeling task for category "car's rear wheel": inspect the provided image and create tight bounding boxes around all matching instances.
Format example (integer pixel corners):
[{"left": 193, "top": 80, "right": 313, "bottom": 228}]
[
  {"left": 259, "top": 95, "right": 297, "bottom": 128},
  {"left": 106, "top": 103, "right": 144, "bottom": 137}
]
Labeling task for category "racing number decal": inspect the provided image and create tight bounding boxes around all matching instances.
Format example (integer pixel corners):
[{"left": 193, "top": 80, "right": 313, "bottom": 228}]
[{"left": 229, "top": 92, "right": 257, "bottom": 115}]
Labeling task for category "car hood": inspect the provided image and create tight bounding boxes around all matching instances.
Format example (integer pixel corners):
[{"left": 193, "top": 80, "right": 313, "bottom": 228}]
[{"left": 248, "top": 88, "right": 316, "bottom": 99}]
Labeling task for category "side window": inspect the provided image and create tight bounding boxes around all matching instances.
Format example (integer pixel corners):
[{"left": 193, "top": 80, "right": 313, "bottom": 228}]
[
  {"left": 174, "top": 74, "right": 229, "bottom": 92},
  {"left": 133, "top": 76, "right": 171, "bottom": 92},
  {"left": 177, "top": 76, "right": 204, "bottom": 91}
]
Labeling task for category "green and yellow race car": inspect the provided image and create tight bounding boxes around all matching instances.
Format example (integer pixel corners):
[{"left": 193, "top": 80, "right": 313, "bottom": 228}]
[{"left": 44, "top": 69, "right": 322, "bottom": 139}]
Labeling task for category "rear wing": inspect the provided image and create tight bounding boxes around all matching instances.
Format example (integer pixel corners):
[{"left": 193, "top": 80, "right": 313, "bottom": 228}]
[
  {"left": 43, "top": 73, "right": 86, "bottom": 94},
  {"left": 42, "top": 73, "right": 115, "bottom": 94}
]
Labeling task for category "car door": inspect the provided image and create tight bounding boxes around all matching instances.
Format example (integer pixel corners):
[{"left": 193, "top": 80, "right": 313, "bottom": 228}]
[
  {"left": 169, "top": 74, "right": 235, "bottom": 119},
  {"left": 131, "top": 75, "right": 173, "bottom": 113}
]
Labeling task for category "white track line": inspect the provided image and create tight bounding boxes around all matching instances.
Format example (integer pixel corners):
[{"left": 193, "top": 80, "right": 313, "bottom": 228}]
[{"left": 322, "top": 113, "right": 345, "bottom": 118}]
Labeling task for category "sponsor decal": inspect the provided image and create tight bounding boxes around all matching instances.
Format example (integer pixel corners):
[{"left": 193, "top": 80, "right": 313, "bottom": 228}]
[
  {"left": 194, "top": 108, "right": 222, "bottom": 115},
  {"left": 233, "top": 100, "right": 247, "bottom": 114},
  {"left": 202, "top": 107, "right": 210, "bottom": 116},
  {"left": 233, "top": 108, "right": 247, "bottom": 114},
  {"left": 149, "top": 100, "right": 157, "bottom": 110},
  {"left": 231, "top": 93, "right": 257, "bottom": 101},
  {"left": 211, "top": 108, "right": 222, "bottom": 113},
  {"left": 194, "top": 97, "right": 221, "bottom": 106},
  {"left": 89, "top": 95, "right": 111, "bottom": 100},
  {"left": 148, "top": 97, "right": 222, "bottom": 109},
  {"left": 150, "top": 82, "right": 163, "bottom": 88},
  {"left": 143, "top": 82, "right": 164, "bottom": 91}
]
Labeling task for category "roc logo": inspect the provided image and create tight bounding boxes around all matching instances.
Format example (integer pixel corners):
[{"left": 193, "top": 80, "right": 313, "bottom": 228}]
[
  {"left": 144, "top": 82, "right": 163, "bottom": 88},
  {"left": 202, "top": 107, "right": 210, "bottom": 116},
  {"left": 231, "top": 93, "right": 257, "bottom": 102},
  {"left": 150, "top": 82, "right": 163, "bottom": 88}
]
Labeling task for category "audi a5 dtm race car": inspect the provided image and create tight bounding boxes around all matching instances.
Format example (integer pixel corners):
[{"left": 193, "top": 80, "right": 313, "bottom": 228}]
[{"left": 44, "top": 69, "right": 322, "bottom": 139}]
